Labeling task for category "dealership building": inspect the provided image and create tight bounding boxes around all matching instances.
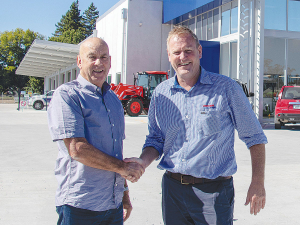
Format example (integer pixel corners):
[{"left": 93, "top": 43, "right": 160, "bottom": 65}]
[{"left": 16, "top": 0, "right": 300, "bottom": 121}]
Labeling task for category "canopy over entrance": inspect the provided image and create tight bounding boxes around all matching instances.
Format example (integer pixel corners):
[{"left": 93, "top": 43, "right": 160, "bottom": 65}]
[{"left": 16, "top": 40, "right": 79, "bottom": 78}]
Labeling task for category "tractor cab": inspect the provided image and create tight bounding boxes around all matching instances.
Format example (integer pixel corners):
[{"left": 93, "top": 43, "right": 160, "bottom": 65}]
[{"left": 135, "top": 71, "right": 168, "bottom": 98}]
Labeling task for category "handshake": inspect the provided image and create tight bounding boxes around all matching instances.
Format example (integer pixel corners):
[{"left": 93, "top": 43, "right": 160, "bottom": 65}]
[{"left": 120, "top": 157, "right": 146, "bottom": 183}]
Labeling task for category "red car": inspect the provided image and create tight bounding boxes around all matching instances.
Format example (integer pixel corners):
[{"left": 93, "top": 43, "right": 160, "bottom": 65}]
[{"left": 274, "top": 86, "right": 300, "bottom": 129}]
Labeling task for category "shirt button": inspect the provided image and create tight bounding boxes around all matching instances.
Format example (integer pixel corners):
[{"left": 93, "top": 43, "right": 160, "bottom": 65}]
[
  {"left": 182, "top": 159, "right": 186, "bottom": 162},
  {"left": 108, "top": 109, "right": 110, "bottom": 112},
  {"left": 112, "top": 124, "right": 115, "bottom": 126},
  {"left": 185, "top": 115, "right": 189, "bottom": 119},
  {"left": 115, "top": 139, "right": 117, "bottom": 142},
  {"left": 116, "top": 154, "right": 118, "bottom": 157},
  {"left": 115, "top": 184, "right": 118, "bottom": 186}
]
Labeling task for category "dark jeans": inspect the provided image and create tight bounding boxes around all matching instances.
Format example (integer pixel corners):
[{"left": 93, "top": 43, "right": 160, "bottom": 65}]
[
  {"left": 56, "top": 204, "right": 123, "bottom": 225},
  {"left": 162, "top": 173, "right": 234, "bottom": 225}
]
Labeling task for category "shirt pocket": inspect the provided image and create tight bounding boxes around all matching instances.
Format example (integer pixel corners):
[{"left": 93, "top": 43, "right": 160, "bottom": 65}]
[{"left": 197, "top": 111, "right": 221, "bottom": 136}]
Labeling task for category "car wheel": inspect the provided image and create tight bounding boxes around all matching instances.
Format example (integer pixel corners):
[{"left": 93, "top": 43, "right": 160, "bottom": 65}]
[
  {"left": 126, "top": 98, "right": 143, "bottom": 117},
  {"left": 33, "top": 101, "right": 44, "bottom": 110},
  {"left": 275, "top": 123, "right": 281, "bottom": 129}
]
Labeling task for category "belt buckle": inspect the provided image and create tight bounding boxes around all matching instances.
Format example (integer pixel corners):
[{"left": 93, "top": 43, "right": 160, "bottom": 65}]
[{"left": 180, "top": 175, "right": 190, "bottom": 185}]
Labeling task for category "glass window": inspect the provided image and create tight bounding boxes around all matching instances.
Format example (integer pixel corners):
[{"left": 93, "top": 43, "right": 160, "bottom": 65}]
[
  {"left": 182, "top": 20, "right": 189, "bottom": 27},
  {"left": 221, "top": 5, "right": 230, "bottom": 36},
  {"left": 202, "top": 13, "right": 207, "bottom": 40},
  {"left": 230, "top": 42, "right": 237, "bottom": 79},
  {"left": 207, "top": 11, "right": 213, "bottom": 40},
  {"left": 220, "top": 42, "right": 230, "bottom": 76},
  {"left": 213, "top": 8, "right": 219, "bottom": 39},
  {"left": 265, "top": 0, "right": 286, "bottom": 30},
  {"left": 287, "top": 39, "right": 300, "bottom": 86},
  {"left": 288, "top": 0, "right": 300, "bottom": 32},
  {"left": 231, "top": 6, "right": 238, "bottom": 34},
  {"left": 264, "top": 37, "right": 285, "bottom": 99},
  {"left": 196, "top": 16, "right": 202, "bottom": 39},
  {"left": 189, "top": 18, "right": 196, "bottom": 34}
]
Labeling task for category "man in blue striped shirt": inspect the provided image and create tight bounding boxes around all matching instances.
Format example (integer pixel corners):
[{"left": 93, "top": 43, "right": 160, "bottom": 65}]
[{"left": 126, "top": 26, "right": 267, "bottom": 224}]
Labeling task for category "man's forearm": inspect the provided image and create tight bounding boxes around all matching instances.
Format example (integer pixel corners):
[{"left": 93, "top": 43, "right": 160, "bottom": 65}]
[
  {"left": 64, "top": 137, "right": 124, "bottom": 172},
  {"left": 64, "top": 137, "right": 144, "bottom": 181},
  {"left": 139, "top": 146, "right": 160, "bottom": 168},
  {"left": 249, "top": 144, "right": 265, "bottom": 183}
]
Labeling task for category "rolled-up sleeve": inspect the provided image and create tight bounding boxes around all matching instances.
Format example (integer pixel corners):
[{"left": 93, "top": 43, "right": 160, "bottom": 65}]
[
  {"left": 47, "top": 87, "right": 85, "bottom": 142},
  {"left": 143, "top": 91, "right": 165, "bottom": 157},
  {"left": 226, "top": 80, "right": 268, "bottom": 148}
]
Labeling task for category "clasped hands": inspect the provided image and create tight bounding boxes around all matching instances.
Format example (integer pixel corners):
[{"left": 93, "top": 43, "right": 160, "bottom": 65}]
[{"left": 121, "top": 157, "right": 145, "bottom": 183}]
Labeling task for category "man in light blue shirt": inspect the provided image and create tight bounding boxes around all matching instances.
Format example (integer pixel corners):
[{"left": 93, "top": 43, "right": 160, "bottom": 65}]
[
  {"left": 48, "top": 37, "right": 144, "bottom": 225},
  {"left": 126, "top": 26, "right": 267, "bottom": 224}
]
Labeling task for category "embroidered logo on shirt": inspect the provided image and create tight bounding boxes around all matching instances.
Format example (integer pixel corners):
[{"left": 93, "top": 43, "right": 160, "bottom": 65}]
[{"left": 203, "top": 105, "right": 215, "bottom": 108}]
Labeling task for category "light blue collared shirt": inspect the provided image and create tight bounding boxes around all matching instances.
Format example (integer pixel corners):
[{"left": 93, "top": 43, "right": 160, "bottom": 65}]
[
  {"left": 143, "top": 67, "right": 267, "bottom": 179},
  {"left": 47, "top": 75, "right": 125, "bottom": 211}
]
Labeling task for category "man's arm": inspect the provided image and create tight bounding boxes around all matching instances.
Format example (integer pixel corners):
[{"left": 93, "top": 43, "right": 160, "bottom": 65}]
[
  {"left": 245, "top": 143, "right": 266, "bottom": 215},
  {"left": 64, "top": 137, "right": 145, "bottom": 182},
  {"left": 124, "top": 146, "right": 160, "bottom": 169},
  {"left": 122, "top": 180, "right": 132, "bottom": 222}
]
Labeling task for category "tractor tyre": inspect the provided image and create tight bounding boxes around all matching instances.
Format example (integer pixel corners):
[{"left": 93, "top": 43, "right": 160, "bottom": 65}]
[
  {"left": 126, "top": 98, "right": 143, "bottom": 117},
  {"left": 33, "top": 100, "right": 44, "bottom": 110}
]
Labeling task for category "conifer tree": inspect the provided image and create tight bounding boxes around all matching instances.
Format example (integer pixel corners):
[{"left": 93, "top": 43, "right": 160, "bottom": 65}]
[
  {"left": 53, "top": 1, "right": 84, "bottom": 37},
  {"left": 83, "top": 3, "right": 99, "bottom": 37}
]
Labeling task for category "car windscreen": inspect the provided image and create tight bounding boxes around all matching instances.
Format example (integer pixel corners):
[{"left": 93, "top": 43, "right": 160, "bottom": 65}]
[{"left": 282, "top": 87, "right": 300, "bottom": 99}]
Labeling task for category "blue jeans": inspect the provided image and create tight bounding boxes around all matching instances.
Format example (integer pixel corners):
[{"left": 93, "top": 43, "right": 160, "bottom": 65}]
[
  {"left": 56, "top": 204, "right": 123, "bottom": 225},
  {"left": 162, "top": 173, "right": 234, "bottom": 225}
]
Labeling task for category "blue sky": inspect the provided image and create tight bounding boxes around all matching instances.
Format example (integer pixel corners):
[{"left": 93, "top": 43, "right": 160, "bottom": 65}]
[{"left": 0, "top": 0, "right": 120, "bottom": 38}]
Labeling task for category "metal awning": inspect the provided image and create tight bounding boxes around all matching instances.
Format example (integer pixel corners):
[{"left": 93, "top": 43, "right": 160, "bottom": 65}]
[{"left": 16, "top": 39, "right": 79, "bottom": 77}]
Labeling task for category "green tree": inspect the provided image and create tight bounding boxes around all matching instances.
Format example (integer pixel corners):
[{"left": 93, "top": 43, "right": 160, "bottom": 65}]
[
  {"left": 49, "top": 29, "right": 85, "bottom": 44},
  {"left": 50, "top": 1, "right": 99, "bottom": 44},
  {"left": 25, "top": 76, "right": 44, "bottom": 94},
  {"left": 0, "top": 28, "right": 44, "bottom": 106},
  {"left": 82, "top": 3, "right": 99, "bottom": 37},
  {"left": 53, "top": 1, "right": 85, "bottom": 38}
]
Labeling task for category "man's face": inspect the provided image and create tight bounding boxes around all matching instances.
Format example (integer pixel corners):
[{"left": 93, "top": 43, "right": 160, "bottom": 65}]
[
  {"left": 168, "top": 33, "right": 202, "bottom": 80},
  {"left": 77, "top": 38, "right": 111, "bottom": 87}
]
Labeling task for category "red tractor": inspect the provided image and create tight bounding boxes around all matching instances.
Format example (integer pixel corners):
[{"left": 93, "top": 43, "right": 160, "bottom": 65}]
[{"left": 111, "top": 71, "right": 168, "bottom": 116}]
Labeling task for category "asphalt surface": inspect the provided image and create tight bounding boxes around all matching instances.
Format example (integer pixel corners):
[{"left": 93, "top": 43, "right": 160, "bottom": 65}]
[{"left": 0, "top": 103, "right": 299, "bottom": 225}]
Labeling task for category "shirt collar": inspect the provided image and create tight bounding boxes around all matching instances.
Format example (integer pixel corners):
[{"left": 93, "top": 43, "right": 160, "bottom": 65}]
[
  {"left": 172, "top": 66, "right": 213, "bottom": 89},
  {"left": 77, "top": 74, "right": 111, "bottom": 94}
]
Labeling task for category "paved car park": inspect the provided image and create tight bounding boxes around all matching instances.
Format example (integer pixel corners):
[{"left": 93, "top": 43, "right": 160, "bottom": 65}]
[{"left": 0, "top": 103, "right": 299, "bottom": 225}]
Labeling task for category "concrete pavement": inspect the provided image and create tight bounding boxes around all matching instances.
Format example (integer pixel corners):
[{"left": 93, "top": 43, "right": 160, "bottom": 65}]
[{"left": 0, "top": 103, "right": 299, "bottom": 224}]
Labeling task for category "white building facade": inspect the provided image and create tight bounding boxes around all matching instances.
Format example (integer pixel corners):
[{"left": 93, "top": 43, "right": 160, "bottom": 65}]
[{"left": 16, "top": 0, "right": 300, "bottom": 122}]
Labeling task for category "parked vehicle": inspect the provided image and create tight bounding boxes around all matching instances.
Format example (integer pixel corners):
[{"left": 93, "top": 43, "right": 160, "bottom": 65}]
[
  {"left": 274, "top": 86, "right": 300, "bottom": 129},
  {"left": 28, "top": 90, "right": 55, "bottom": 110},
  {"left": 111, "top": 71, "right": 168, "bottom": 116}
]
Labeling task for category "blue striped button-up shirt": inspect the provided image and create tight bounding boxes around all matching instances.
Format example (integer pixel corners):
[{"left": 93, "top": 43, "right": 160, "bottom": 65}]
[
  {"left": 143, "top": 67, "right": 267, "bottom": 179},
  {"left": 47, "top": 75, "right": 125, "bottom": 212}
]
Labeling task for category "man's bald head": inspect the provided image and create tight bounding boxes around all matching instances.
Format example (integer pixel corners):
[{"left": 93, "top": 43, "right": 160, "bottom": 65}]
[{"left": 77, "top": 37, "right": 111, "bottom": 87}]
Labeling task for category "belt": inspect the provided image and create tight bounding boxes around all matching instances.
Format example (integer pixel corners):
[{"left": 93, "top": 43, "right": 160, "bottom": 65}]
[{"left": 167, "top": 172, "right": 232, "bottom": 185}]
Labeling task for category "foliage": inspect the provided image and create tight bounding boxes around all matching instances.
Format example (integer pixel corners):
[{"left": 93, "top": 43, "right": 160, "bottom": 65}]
[
  {"left": 83, "top": 3, "right": 99, "bottom": 37},
  {"left": 0, "top": 28, "right": 44, "bottom": 93},
  {"left": 53, "top": 1, "right": 84, "bottom": 37},
  {"left": 49, "top": 29, "right": 86, "bottom": 44},
  {"left": 25, "top": 76, "right": 44, "bottom": 94},
  {"left": 50, "top": 1, "right": 99, "bottom": 44}
]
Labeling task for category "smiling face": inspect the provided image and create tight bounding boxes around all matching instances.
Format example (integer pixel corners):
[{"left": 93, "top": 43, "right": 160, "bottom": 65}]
[
  {"left": 168, "top": 33, "right": 202, "bottom": 86},
  {"left": 77, "top": 38, "right": 111, "bottom": 88}
]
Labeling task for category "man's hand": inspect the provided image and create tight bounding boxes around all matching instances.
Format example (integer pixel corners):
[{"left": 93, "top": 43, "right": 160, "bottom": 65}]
[
  {"left": 245, "top": 181, "right": 266, "bottom": 215},
  {"left": 120, "top": 160, "right": 145, "bottom": 183},
  {"left": 122, "top": 189, "right": 132, "bottom": 222}
]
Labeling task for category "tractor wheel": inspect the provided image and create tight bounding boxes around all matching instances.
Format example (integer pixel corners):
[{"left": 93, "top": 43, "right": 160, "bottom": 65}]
[
  {"left": 126, "top": 98, "right": 143, "bottom": 117},
  {"left": 33, "top": 100, "right": 44, "bottom": 110}
]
